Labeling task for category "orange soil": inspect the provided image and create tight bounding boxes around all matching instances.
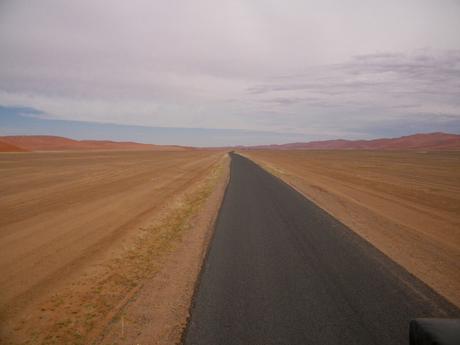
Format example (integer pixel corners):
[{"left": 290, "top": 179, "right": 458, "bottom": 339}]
[
  {"left": 243, "top": 150, "right": 460, "bottom": 308},
  {"left": 0, "top": 150, "right": 227, "bottom": 344}
]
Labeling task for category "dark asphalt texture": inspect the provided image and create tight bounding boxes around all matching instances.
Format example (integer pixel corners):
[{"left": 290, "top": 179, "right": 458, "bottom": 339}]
[{"left": 183, "top": 153, "right": 459, "bottom": 345}]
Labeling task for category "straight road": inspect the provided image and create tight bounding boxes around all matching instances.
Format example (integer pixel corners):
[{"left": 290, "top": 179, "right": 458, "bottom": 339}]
[{"left": 183, "top": 153, "right": 459, "bottom": 345}]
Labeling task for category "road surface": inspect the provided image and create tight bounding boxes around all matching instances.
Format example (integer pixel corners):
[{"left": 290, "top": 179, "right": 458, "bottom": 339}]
[{"left": 183, "top": 153, "right": 459, "bottom": 345}]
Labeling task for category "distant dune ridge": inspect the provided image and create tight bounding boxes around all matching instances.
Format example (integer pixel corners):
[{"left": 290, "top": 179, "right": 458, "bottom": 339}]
[
  {"left": 1, "top": 132, "right": 459, "bottom": 152},
  {"left": 244, "top": 132, "right": 460, "bottom": 151},
  {"left": 0, "top": 140, "right": 28, "bottom": 152},
  {"left": 0, "top": 135, "right": 187, "bottom": 152}
]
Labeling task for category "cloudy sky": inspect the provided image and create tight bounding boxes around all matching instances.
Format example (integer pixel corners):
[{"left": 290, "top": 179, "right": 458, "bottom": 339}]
[{"left": 1, "top": 0, "right": 460, "bottom": 145}]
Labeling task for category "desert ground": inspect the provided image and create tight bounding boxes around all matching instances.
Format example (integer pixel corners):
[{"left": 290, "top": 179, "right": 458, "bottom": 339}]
[
  {"left": 0, "top": 150, "right": 229, "bottom": 344},
  {"left": 242, "top": 150, "right": 460, "bottom": 308}
]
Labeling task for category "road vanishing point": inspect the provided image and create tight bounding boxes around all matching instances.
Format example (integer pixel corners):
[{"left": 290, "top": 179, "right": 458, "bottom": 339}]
[{"left": 183, "top": 153, "right": 459, "bottom": 345}]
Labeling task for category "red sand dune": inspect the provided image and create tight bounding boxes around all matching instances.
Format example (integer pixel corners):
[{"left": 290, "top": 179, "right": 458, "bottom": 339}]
[
  {"left": 245, "top": 132, "right": 460, "bottom": 151},
  {"left": 0, "top": 136, "right": 186, "bottom": 152},
  {"left": 0, "top": 140, "right": 28, "bottom": 152}
]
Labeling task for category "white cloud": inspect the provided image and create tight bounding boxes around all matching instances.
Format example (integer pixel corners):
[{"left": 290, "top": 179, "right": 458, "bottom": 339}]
[{"left": 0, "top": 0, "right": 459, "bottom": 138}]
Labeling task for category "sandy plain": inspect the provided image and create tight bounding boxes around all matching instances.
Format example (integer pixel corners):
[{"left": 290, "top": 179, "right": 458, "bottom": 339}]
[
  {"left": 0, "top": 150, "right": 228, "bottom": 344},
  {"left": 242, "top": 150, "right": 460, "bottom": 308}
]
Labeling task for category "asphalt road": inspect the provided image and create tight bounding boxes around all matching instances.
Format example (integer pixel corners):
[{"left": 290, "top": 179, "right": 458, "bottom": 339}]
[{"left": 183, "top": 153, "right": 459, "bottom": 345}]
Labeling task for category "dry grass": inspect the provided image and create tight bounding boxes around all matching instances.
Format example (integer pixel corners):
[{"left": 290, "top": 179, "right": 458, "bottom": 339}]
[
  {"left": 243, "top": 150, "right": 460, "bottom": 308},
  {"left": 97, "top": 154, "right": 229, "bottom": 345},
  {"left": 0, "top": 150, "right": 227, "bottom": 344}
]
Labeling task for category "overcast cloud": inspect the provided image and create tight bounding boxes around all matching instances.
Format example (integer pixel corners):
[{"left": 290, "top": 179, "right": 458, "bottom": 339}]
[{"left": 0, "top": 0, "right": 459, "bottom": 144}]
